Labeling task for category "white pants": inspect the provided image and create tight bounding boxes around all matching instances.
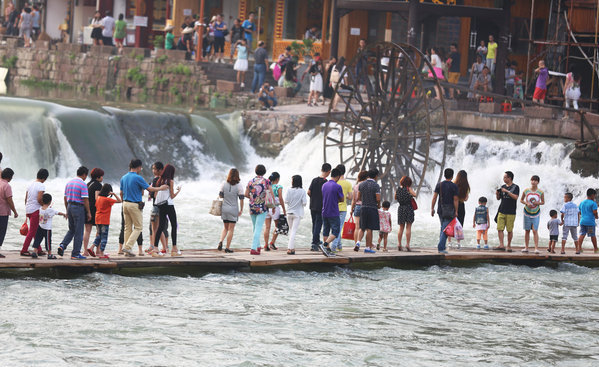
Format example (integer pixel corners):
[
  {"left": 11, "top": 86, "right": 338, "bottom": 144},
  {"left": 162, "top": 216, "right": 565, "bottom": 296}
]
[
  {"left": 287, "top": 214, "right": 301, "bottom": 250},
  {"left": 565, "top": 87, "right": 581, "bottom": 110}
]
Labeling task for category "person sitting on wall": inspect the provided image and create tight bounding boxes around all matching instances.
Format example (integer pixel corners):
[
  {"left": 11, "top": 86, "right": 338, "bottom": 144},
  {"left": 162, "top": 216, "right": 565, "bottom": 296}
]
[{"left": 258, "top": 82, "right": 277, "bottom": 111}]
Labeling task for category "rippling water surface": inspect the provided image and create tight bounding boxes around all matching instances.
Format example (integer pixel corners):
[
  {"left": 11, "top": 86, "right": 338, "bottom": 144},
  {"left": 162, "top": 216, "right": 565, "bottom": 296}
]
[{"left": 2, "top": 265, "right": 599, "bottom": 366}]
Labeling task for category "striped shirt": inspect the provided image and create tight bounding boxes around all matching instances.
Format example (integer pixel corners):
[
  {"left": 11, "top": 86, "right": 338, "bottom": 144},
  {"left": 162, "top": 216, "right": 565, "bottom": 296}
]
[{"left": 64, "top": 177, "right": 89, "bottom": 204}]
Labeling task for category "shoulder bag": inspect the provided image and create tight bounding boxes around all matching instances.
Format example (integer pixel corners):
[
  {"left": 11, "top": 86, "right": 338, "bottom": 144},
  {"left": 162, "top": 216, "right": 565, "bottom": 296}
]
[
  {"left": 209, "top": 197, "right": 223, "bottom": 216},
  {"left": 155, "top": 188, "right": 171, "bottom": 206}
]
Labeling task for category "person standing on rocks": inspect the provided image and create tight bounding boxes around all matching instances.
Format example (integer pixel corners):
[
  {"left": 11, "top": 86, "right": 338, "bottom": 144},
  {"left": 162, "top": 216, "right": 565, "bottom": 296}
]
[
  {"left": 57, "top": 166, "right": 92, "bottom": 260},
  {"left": 252, "top": 41, "right": 269, "bottom": 93}
]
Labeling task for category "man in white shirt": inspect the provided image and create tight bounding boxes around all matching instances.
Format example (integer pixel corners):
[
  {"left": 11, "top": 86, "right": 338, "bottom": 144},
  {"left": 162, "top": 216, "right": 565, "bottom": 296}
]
[{"left": 101, "top": 11, "right": 115, "bottom": 46}]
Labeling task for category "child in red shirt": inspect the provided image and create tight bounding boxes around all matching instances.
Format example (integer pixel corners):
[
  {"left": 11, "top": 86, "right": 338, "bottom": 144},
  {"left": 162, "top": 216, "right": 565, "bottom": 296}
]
[{"left": 93, "top": 184, "right": 121, "bottom": 258}]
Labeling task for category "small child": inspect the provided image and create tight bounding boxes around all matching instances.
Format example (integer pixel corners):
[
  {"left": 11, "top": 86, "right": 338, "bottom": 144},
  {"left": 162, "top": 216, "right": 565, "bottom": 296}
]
[
  {"left": 560, "top": 192, "right": 579, "bottom": 254},
  {"left": 92, "top": 184, "right": 121, "bottom": 259},
  {"left": 473, "top": 196, "right": 490, "bottom": 250},
  {"left": 233, "top": 39, "right": 248, "bottom": 89},
  {"left": 377, "top": 201, "right": 392, "bottom": 252},
  {"left": 31, "top": 193, "right": 66, "bottom": 259},
  {"left": 577, "top": 188, "right": 598, "bottom": 254},
  {"left": 533, "top": 60, "right": 550, "bottom": 104},
  {"left": 547, "top": 210, "right": 560, "bottom": 254}
]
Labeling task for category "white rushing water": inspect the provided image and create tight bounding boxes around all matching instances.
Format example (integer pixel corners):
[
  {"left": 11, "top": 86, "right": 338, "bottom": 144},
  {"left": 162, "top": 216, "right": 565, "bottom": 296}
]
[{"left": 2, "top": 99, "right": 599, "bottom": 366}]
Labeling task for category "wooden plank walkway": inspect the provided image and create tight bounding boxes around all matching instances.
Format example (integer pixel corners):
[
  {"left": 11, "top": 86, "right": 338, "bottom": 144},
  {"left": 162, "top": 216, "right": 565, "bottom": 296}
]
[{"left": 1, "top": 247, "right": 599, "bottom": 273}]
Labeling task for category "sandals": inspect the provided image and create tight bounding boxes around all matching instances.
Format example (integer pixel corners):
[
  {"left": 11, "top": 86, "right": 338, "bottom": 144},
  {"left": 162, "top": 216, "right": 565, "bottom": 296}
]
[
  {"left": 37, "top": 251, "right": 47, "bottom": 256},
  {"left": 217, "top": 242, "right": 223, "bottom": 251},
  {"left": 224, "top": 248, "right": 234, "bottom": 253},
  {"left": 20, "top": 251, "right": 32, "bottom": 257},
  {"left": 269, "top": 243, "right": 277, "bottom": 250},
  {"left": 87, "top": 248, "right": 96, "bottom": 257},
  {"left": 376, "top": 244, "right": 381, "bottom": 250},
  {"left": 264, "top": 245, "right": 271, "bottom": 251},
  {"left": 397, "top": 246, "right": 403, "bottom": 252},
  {"left": 171, "top": 251, "right": 182, "bottom": 257},
  {"left": 406, "top": 247, "right": 412, "bottom": 252},
  {"left": 47, "top": 254, "right": 57, "bottom": 260}
]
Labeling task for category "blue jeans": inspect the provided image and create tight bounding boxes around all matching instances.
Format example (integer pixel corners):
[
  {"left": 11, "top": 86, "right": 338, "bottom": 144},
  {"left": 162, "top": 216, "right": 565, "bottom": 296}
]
[
  {"left": 438, "top": 217, "right": 452, "bottom": 252},
  {"left": 322, "top": 216, "right": 341, "bottom": 239},
  {"left": 332, "top": 211, "right": 347, "bottom": 250},
  {"left": 252, "top": 63, "right": 266, "bottom": 93},
  {"left": 259, "top": 96, "right": 278, "bottom": 108},
  {"left": 60, "top": 203, "right": 86, "bottom": 257},
  {"left": 93, "top": 224, "right": 110, "bottom": 252},
  {"left": 251, "top": 212, "right": 267, "bottom": 250},
  {"left": 311, "top": 209, "right": 323, "bottom": 247}
]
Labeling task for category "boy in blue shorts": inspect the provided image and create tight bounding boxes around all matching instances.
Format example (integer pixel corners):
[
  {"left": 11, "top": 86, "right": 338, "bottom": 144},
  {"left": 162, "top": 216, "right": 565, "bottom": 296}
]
[{"left": 577, "top": 188, "right": 598, "bottom": 254}]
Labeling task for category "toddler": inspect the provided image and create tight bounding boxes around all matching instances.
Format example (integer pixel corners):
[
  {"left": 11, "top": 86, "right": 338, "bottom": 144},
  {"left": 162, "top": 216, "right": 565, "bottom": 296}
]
[
  {"left": 560, "top": 192, "right": 579, "bottom": 254},
  {"left": 93, "top": 184, "right": 121, "bottom": 258},
  {"left": 31, "top": 194, "right": 66, "bottom": 259},
  {"left": 547, "top": 210, "right": 560, "bottom": 253},
  {"left": 473, "top": 196, "right": 490, "bottom": 250},
  {"left": 377, "top": 201, "right": 392, "bottom": 252}
]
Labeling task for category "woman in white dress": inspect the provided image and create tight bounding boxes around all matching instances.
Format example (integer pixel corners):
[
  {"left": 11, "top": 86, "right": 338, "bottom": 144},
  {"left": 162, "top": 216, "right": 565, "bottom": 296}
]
[{"left": 307, "top": 56, "right": 324, "bottom": 106}]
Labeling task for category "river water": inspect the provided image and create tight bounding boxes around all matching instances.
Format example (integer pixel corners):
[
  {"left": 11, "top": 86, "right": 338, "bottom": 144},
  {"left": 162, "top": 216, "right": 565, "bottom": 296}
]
[{"left": 1, "top": 97, "right": 599, "bottom": 365}]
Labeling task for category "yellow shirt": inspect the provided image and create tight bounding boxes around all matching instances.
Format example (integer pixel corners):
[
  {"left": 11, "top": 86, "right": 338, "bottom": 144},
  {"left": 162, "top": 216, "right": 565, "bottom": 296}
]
[
  {"left": 338, "top": 179, "right": 352, "bottom": 212},
  {"left": 487, "top": 42, "right": 497, "bottom": 60}
]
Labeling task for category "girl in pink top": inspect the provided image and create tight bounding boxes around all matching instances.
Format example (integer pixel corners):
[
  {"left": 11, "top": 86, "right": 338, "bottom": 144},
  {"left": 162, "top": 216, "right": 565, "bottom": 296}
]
[{"left": 377, "top": 201, "right": 392, "bottom": 251}]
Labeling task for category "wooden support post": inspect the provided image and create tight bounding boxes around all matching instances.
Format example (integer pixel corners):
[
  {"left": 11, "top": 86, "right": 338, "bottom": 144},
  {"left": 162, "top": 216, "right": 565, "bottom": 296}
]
[
  {"left": 134, "top": 0, "right": 153, "bottom": 48},
  {"left": 322, "top": 0, "right": 330, "bottom": 58},
  {"left": 525, "top": 0, "right": 535, "bottom": 96},
  {"left": 494, "top": 0, "right": 510, "bottom": 95},
  {"left": 330, "top": 0, "right": 339, "bottom": 58},
  {"left": 407, "top": 0, "right": 419, "bottom": 46},
  {"left": 385, "top": 12, "right": 392, "bottom": 42},
  {"left": 195, "top": 0, "right": 205, "bottom": 62}
]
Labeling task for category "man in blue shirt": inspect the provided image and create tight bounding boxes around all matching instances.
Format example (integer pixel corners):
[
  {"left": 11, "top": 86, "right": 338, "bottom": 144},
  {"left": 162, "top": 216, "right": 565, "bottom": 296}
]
[
  {"left": 241, "top": 12, "right": 256, "bottom": 47},
  {"left": 577, "top": 188, "right": 598, "bottom": 254},
  {"left": 120, "top": 159, "right": 166, "bottom": 257}
]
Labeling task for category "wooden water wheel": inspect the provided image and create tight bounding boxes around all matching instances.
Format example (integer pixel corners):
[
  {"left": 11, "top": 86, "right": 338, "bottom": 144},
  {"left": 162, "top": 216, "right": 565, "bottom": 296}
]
[{"left": 324, "top": 42, "right": 448, "bottom": 200}]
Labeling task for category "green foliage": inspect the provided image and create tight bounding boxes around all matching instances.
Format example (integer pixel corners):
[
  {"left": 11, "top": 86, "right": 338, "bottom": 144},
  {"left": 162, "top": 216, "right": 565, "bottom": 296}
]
[
  {"left": 156, "top": 54, "right": 168, "bottom": 64},
  {"left": 127, "top": 66, "right": 147, "bottom": 87},
  {"left": 289, "top": 38, "right": 315, "bottom": 58},
  {"left": 169, "top": 86, "right": 180, "bottom": 95},
  {"left": 89, "top": 85, "right": 97, "bottom": 94},
  {"left": 139, "top": 87, "right": 148, "bottom": 103},
  {"left": 2, "top": 55, "right": 18, "bottom": 68},
  {"left": 153, "top": 35, "right": 165, "bottom": 49},
  {"left": 167, "top": 64, "right": 192, "bottom": 76},
  {"left": 69, "top": 52, "right": 76, "bottom": 61}
]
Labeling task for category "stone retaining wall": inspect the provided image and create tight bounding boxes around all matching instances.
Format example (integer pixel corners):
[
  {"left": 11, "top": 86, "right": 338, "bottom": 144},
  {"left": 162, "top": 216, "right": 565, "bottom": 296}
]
[{"left": 0, "top": 41, "right": 217, "bottom": 106}]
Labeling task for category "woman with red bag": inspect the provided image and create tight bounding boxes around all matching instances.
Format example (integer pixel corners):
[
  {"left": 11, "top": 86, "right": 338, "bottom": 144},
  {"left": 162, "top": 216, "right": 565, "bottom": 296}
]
[{"left": 395, "top": 176, "right": 417, "bottom": 251}]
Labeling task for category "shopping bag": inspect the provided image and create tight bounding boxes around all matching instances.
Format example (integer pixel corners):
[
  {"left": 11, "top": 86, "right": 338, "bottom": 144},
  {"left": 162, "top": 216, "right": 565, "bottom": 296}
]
[
  {"left": 411, "top": 198, "right": 418, "bottom": 210},
  {"left": 20, "top": 219, "right": 28, "bottom": 236},
  {"left": 275, "top": 214, "right": 289, "bottom": 235},
  {"left": 209, "top": 199, "right": 222, "bottom": 216},
  {"left": 443, "top": 218, "right": 457, "bottom": 238},
  {"left": 342, "top": 215, "right": 356, "bottom": 240},
  {"left": 454, "top": 219, "right": 464, "bottom": 241}
]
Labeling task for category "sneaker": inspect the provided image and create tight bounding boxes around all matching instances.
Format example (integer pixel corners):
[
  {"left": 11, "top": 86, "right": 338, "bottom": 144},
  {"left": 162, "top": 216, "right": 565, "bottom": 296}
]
[
  {"left": 483, "top": 245, "right": 490, "bottom": 250},
  {"left": 476, "top": 245, "right": 481, "bottom": 250},
  {"left": 250, "top": 249, "right": 260, "bottom": 255},
  {"left": 534, "top": 250, "right": 540, "bottom": 254},
  {"left": 457, "top": 243, "right": 461, "bottom": 249},
  {"left": 438, "top": 250, "right": 449, "bottom": 254},
  {"left": 57, "top": 246, "right": 64, "bottom": 257},
  {"left": 318, "top": 243, "right": 329, "bottom": 256},
  {"left": 364, "top": 248, "right": 376, "bottom": 254},
  {"left": 353, "top": 242, "right": 360, "bottom": 252},
  {"left": 122, "top": 249, "right": 136, "bottom": 257},
  {"left": 31, "top": 251, "right": 38, "bottom": 259},
  {"left": 521, "top": 249, "right": 529, "bottom": 253},
  {"left": 310, "top": 245, "right": 319, "bottom": 252},
  {"left": 71, "top": 254, "right": 87, "bottom": 260}
]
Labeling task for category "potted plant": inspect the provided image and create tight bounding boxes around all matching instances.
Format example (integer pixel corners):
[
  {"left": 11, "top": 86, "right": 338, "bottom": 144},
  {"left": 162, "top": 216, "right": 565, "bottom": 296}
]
[
  {"left": 289, "top": 38, "right": 315, "bottom": 63},
  {"left": 153, "top": 35, "right": 165, "bottom": 49}
]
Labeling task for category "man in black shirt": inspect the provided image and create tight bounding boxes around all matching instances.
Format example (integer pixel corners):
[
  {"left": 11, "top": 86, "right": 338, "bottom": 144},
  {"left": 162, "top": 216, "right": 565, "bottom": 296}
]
[
  {"left": 307, "top": 163, "right": 331, "bottom": 251},
  {"left": 495, "top": 171, "right": 519, "bottom": 252},
  {"left": 431, "top": 168, "right": 459, "bottom": 253}
]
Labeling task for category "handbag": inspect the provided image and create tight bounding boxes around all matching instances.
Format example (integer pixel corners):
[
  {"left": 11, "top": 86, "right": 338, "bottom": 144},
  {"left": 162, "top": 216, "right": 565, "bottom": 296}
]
[
  {"left": 222, "top": 29, "right": 229, "bottom": 36},
  {"left": 20, "top": 219, "right": 28, "bottom": 236},
  {"left": 411, "top": 198, "right": 418, "bottom": 210},
  {"left": 341, "top": 215, "right": 356, "bottom": 240},
  {"left": 209, "top": 198, "right": 223, "bottom": 216},
  {"left": 265, "top": 190, "right": 276, "bottom": 209},
  {"left": 443, "top": 218, "right": 458, "bottom": 238},
  {"left": 275, "top": 214, "right": 289, "bottom": 235},
  {"left": 155, "top": 188, "right": 170, "bottom": 206}
]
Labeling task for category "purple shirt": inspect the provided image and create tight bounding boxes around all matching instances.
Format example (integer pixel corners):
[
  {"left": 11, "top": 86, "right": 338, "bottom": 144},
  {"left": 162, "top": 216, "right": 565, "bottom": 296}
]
[
  {"left": 536, "top": 68, "right": 548, "bottom": 89},
  {"left": 64, "top": 177, "right": 89, "bottom": 204},
  {"left": 321, "top": 180, "right": 343, "bottom": 218}
]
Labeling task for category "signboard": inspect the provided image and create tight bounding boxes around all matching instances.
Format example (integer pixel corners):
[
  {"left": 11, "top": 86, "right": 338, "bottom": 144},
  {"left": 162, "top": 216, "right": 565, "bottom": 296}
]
[
  {"left": 133, "top": 16, "right": 148, "bottom": 27},
  {"left": 350, "top": 27, "right": 360, "bottom": 36},
  {"left": 183, "top": 9, "right": 192, "bottom": 16}
]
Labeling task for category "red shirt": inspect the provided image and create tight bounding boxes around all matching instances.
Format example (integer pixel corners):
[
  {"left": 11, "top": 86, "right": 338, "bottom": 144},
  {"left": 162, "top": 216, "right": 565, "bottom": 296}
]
[{"left": 95, "top": 196, "right": 117, "bottom": 225}]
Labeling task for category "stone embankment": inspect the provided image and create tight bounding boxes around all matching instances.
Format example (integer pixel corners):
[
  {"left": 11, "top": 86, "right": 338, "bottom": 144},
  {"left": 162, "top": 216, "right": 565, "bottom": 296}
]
[{"left": 0, "top": 39, "right": 230, "bottom": 107}]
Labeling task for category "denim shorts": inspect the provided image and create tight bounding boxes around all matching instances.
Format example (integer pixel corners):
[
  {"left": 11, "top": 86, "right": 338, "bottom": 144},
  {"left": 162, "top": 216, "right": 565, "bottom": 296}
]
[
  {"left": 353, "top": 205, "right": 362, "bottom": 217},
  {"left": 580, "top": 225, "right": 596, "bottom": 237},
  {"left": 523, "top": 214, "right": 540, "bottom": 231},
  {"left": 322, "top": 216, "right": 341, "bottom": 238},
  {"left": 562, "top": 226, "right": 578, "bottom": 241}
]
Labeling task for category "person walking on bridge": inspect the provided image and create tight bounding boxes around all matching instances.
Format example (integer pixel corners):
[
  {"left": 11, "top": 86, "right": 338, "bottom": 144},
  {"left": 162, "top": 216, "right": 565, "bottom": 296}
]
[{"left": 57, "top": 167, "right": 92, "bottom": 260}]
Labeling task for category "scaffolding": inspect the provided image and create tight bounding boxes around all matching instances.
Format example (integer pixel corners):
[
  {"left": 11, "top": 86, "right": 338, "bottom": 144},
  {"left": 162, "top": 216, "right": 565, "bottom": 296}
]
[{"left": 526, "top": 0, "right": 599, "bottom": 111}]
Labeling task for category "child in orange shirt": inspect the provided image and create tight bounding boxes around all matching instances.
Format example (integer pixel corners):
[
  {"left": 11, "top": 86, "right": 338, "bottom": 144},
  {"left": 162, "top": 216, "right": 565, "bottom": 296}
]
[{"left": 93, "top": 184, "right": 121, "bottom": 258}]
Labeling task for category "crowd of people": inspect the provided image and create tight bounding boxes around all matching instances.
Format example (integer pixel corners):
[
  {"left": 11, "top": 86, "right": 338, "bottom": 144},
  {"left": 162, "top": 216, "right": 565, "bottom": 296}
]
[
  {"left": 0, "top": 149, "right": 598, "bottom": 259},
  {"left": 3, "top": 1, "right": 40, "bottom": 47}
]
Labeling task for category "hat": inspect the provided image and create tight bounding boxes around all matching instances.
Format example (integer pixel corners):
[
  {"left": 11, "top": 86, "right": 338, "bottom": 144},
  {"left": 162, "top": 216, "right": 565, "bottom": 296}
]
[
  {"left": 182, "top": 27, "right": 194, "bottom": 34},
  {"left": 164, "top": 24, "right": 174, "bottom": 32}
]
